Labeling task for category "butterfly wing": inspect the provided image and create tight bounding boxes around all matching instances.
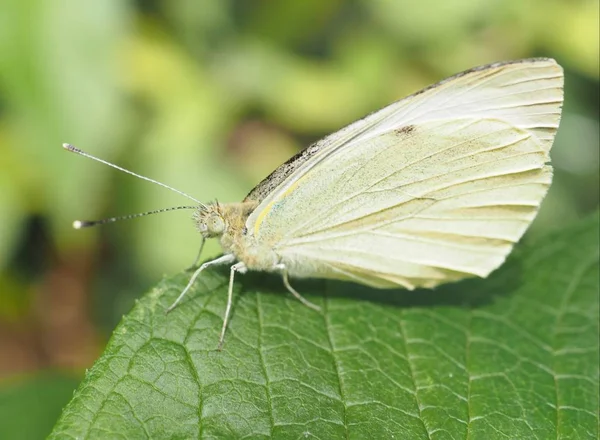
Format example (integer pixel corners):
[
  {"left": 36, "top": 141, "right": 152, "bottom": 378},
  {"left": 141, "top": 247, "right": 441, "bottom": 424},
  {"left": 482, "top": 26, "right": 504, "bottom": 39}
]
[
  {"left": 245, "top": 58, "right": 562, "bottom": 204},
  {"left": 245, "top": 59, "right": 563, "bottom": 288}
]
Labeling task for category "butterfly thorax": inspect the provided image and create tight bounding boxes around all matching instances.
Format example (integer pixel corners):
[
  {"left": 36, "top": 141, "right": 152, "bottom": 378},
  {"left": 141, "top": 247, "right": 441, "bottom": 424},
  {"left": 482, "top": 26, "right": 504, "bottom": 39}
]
[{"left": 193, "top": 201, "right": 279, "bottom": 271}]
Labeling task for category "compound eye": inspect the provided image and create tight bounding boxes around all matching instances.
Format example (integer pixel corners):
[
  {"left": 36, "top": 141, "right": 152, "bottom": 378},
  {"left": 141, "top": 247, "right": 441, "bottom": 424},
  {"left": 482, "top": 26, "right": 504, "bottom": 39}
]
[{"left": 209, "top": 215, "right": 225, "bottom": 234}]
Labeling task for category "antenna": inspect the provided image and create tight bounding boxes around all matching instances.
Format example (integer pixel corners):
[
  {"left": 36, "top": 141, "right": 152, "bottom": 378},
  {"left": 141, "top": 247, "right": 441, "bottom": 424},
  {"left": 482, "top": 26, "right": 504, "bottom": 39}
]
[
  {"left": 63, "top": 143, "right": 205, "bottom": 206},
  {"left": 73, "top": 205, "right": 198, "bottom": 229}
]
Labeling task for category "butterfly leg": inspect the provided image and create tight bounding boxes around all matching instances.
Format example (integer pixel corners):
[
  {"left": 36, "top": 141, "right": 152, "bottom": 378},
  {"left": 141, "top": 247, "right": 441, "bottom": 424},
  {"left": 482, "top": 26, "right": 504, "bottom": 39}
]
[
  {"left": 218, "top": 261, "right": 247, "bottom": 351},
  {"left": 274, "top": 264, "right": 321, "bottom": 312},
  {"left": 167, "top": 253, "right": 236, "bottom": 313},
  {"left": 185, "top": 237, "right": 206, "bottom": 271}
]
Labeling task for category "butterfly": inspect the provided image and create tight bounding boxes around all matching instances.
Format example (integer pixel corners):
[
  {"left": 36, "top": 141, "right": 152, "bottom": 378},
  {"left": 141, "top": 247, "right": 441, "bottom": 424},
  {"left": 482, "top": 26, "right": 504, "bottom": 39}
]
[{"left": 67, "top": 58, "right": 563, "bottom": 349}]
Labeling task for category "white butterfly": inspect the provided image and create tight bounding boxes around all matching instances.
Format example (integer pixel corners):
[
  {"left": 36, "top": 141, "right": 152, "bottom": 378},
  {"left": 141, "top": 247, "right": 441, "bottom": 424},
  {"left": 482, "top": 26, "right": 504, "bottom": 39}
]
[{"left": 67, "top": 58, "right": 563, "bottom": 349}]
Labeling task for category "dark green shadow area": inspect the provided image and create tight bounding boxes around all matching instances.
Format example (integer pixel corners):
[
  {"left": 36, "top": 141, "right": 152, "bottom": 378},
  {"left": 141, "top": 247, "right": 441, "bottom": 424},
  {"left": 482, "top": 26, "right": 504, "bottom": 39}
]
[{"left": 0, "top": 373, "right": 80, "bottom": 440}]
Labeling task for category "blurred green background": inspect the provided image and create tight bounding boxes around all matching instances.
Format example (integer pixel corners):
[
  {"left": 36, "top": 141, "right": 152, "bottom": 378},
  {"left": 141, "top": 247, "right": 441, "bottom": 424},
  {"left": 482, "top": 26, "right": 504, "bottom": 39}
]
[{"left": 0, "top": 0, "right": 597, "bottom": 437}]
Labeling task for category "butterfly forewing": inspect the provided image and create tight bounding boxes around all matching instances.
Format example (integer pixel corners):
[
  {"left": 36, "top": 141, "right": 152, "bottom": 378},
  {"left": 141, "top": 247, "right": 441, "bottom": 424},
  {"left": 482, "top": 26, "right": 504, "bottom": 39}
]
[{"left": 244, "top": 58, "right": 563, "bottom": 289}]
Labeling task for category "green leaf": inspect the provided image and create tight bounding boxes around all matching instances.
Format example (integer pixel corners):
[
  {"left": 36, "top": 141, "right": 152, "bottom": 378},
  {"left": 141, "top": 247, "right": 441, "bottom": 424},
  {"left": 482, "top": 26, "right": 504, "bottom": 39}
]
[{"left": 50, "top": 212, "right": 599, "bottom": 439}]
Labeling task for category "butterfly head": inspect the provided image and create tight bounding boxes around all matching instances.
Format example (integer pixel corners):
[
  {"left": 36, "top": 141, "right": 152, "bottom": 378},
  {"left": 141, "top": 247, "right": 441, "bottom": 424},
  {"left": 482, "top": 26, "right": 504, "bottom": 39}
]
[{"left": 194, "top": 203, "right": 226, "bottom": 238}]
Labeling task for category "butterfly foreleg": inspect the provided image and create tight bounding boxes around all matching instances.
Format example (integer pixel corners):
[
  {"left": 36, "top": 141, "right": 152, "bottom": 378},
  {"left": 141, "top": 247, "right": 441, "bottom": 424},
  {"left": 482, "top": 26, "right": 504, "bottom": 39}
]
[
  {"left": 218, "top": 261, "right": 247, "bottom": 351},
  {"left": 167, "top": 253, "right": 236, "bottom": 313},
  {"left": 185, "top": 236, "right": 206, "bottom": 271},
  {"left": 273, "top": 263, "right": 321, "bottom": 312}
]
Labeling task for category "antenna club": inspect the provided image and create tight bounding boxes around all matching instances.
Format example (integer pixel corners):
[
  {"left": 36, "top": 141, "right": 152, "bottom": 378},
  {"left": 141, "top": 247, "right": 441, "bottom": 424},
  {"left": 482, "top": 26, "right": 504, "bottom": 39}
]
[
  {"left": 73, "top": 220, "right": 84, "bottom": 229},
  {"left": 63, "top": 143, "right": 80, "bottom": 152}
]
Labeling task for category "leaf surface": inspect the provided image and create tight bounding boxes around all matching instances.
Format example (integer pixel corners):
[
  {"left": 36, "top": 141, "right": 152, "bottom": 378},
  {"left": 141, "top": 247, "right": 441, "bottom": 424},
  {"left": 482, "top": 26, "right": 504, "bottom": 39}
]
[{"left": 50, "top": 212, "right": 599, "bottom": 439}]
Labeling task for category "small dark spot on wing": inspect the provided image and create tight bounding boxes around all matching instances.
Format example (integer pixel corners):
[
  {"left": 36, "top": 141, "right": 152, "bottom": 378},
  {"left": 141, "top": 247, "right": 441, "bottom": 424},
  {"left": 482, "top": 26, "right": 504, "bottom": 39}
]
[{"left": 395, "top": 125, "right": 416, "bottom": 135}]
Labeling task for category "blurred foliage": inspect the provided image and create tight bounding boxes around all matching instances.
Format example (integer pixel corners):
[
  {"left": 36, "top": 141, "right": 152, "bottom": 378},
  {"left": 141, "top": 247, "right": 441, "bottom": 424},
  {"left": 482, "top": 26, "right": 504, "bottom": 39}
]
[
  {"left": 0, "top": 373, "right": 80, "bottom": 440},
  {"left": 0, "top": 0, "right": 597, "bottom": 436}
]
